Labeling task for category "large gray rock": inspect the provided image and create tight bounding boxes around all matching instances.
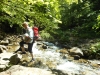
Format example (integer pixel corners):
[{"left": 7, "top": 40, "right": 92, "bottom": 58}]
[
  {"left": 0, "top": 65, "right": 55, "bottom": 75},
  {"left": 69, "top": 47, "right": 84, "bottom": 59},
  {"left": 0, "top": 53, "right": 14, "bottom": 72},
  {"left": 0, "top": 53, "right": 22, "bottom": 72}
]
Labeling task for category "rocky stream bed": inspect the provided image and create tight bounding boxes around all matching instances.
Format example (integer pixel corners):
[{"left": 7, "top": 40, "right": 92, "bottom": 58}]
[{"left": 0, "top": 33, "right": 100, "bottom": 75}]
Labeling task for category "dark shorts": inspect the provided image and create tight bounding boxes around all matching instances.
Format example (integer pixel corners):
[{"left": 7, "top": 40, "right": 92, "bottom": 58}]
[{"left": 20, "top": 41, "right": 34, "bottom": 53}]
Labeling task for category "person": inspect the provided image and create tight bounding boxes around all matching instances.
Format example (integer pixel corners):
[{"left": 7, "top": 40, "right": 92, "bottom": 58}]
[{"left": 19, "top": 22, "right": 35, "bottom": 61}]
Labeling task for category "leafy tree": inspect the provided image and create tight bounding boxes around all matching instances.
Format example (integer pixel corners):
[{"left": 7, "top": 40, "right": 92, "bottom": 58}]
[
  {"left": 0, "top": 0, "right": 100, "bottom": 41},
  {"left": 0, "top": 0, "right": 61, "bottom": 40}
]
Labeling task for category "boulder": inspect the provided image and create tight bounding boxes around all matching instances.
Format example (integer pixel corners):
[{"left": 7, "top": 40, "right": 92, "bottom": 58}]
[
  {"left": 69, "top": 47, "right": 84, "bottom": 59},
  {"left": 0, "top": 39, "right": 9, "bottom": 45},
  {"left": 9, "top": 54, "right": 22, "bottom": 65},
  {"left": 0, "top": 53, "right": 14, "bottom": 72},
  {"left": 0, "top": 65, "right": 55, "bottom": 75}
]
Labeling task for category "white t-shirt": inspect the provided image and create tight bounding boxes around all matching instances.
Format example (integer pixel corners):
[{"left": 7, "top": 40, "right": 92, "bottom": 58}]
[{"left": 24, "top": 27, "right": 34, "bottom": 43}]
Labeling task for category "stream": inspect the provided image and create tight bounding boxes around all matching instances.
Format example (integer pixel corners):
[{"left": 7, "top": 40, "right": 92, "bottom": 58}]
[
  {"left": 0, "top": 34, "right": 100, "bottom": 75},
  {"left": 30, "top": 42, "right": 100, "bottom": 75}
]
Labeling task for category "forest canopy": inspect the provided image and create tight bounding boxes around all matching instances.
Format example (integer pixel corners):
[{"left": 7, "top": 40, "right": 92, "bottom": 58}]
[{"left": 0, "top": 0, "right": 100, "bottom": 41}]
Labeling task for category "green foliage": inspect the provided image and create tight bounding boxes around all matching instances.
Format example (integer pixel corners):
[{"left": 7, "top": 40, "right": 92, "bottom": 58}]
[
  {"left": 40, "top": 30, "right": 54, "bottom": 41},
  {"left": 92, "top": 15, "right": 100, "bottom": 33},
  {"left": 0, "top": 0, "right": 100, "bottom": 42},
  {"left": 89, "top": 0, "right": 100, "bottom": 11},
  {"left": 0, "top": 0, "right": 61, "bottom": 35},
  {"left": 90, "top": 42, "right": 100, "bottom": 56}
]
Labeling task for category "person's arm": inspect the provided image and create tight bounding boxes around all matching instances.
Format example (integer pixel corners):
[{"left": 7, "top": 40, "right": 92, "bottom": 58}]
[
  {"left": 25, "top": 28, "right": 33, "bottom": 43},
  {"left": 24, "top": 36, "right": 31, "bottom": 43}
]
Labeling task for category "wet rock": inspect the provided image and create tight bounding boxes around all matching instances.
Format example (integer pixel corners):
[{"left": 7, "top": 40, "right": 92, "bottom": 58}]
[
  {"left": 42, "top": 44, "right": 47, "bottom": 49},
  {"left": 0, "top": 45, "right": 8, "bottom": 53},
  {"left": 0, "top": 39, "right": 9, "bottom": 45},
  {"left": 7, "top": 45, "right": 20, "bottom": 52},
  {"left": 43, "top": 42, "right": 54, "bottom": 46},
  {"left": 33, "top": 59, "right": 48, "bottom": 69},
  {"left": 69, "top": 47, "right": 84, "bottom": 58},
  {"left": 78, "top": 59, "right": 90, "bottom": 63},
  {"left": 0, "top": 53, "right": 14, "bottom": 72},
  {"left": 73, "top": 55, "right": 80, "bottom": 60},
  {"left": 9, "top": 54, "right": 22, "bottom": 65},
  {"left": 59, "top": 48, "right": 69, "bottom": 54},
  {"left": 51, "top": 69, "right": 68, "bottom": 75}
]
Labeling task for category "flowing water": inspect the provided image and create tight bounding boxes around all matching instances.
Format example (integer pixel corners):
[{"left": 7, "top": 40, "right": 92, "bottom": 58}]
[
  {"left": 31, "top": 42, "right": 100, "bottom": 75},
  {"left": 8, "top": 41, "right": 100, "bottom": 75}
]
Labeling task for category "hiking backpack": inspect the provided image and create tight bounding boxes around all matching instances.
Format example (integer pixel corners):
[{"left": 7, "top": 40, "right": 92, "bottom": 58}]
[{"left": 32, "top": 26, "right": 39, "bottom": 40}]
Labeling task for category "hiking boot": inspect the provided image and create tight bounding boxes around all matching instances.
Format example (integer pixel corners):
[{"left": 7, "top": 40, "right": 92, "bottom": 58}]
[{"left": 20, "top": 52, "right": 26, "bottom": 54}]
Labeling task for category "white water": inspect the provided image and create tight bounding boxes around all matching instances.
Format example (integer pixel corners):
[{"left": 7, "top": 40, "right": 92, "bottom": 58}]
[{"left": 31, "top": 42, "right": 100, "bottom": 75}]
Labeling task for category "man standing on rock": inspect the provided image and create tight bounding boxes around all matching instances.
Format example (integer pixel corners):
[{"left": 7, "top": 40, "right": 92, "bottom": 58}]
[{"left": 19, "top": 22, "right": 35, "bottom": 61}]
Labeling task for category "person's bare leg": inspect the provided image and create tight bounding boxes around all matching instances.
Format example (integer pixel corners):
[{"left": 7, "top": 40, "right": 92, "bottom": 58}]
[{"left": 21, "top": 47, "right": 26, "bottom": 52}]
